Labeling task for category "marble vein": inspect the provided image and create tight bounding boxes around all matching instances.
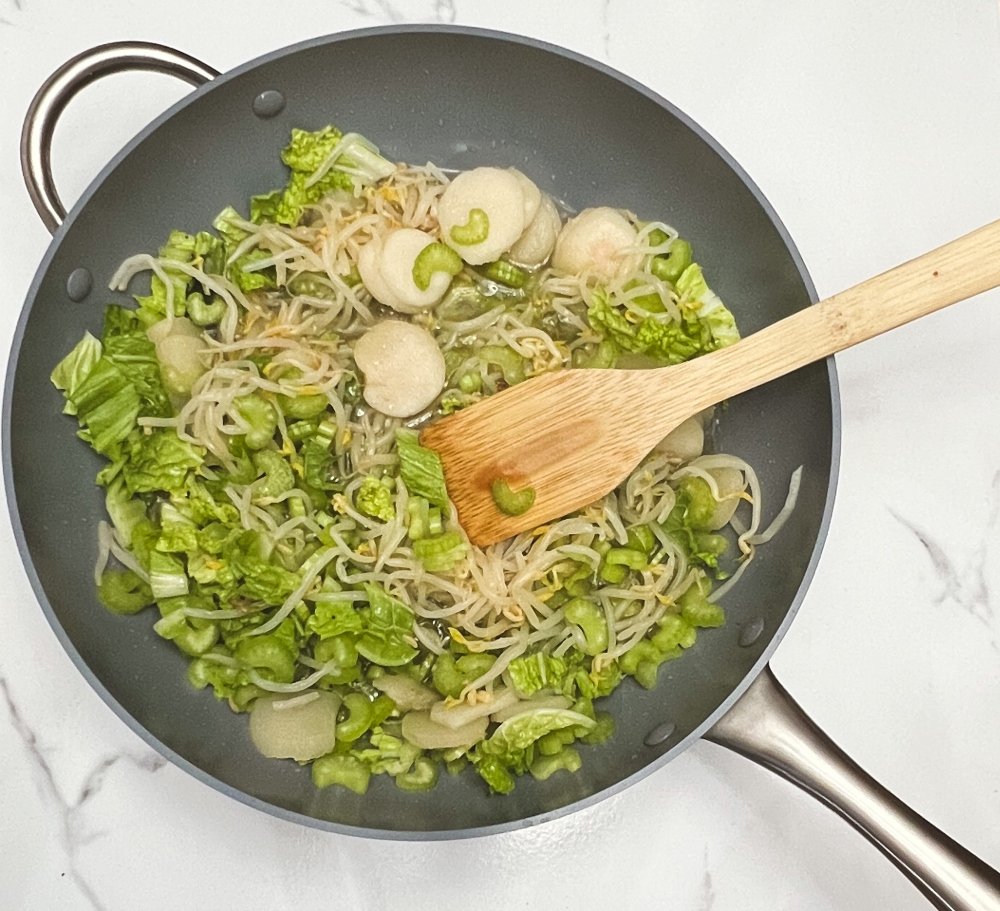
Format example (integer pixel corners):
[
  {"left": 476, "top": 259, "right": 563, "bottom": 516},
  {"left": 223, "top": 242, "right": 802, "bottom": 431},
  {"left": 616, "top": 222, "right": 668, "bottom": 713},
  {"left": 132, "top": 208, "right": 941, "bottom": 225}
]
[
  {"left": 601, "top": 0, "right": 612, "bottom": 59},
  {"left": 0, "top": 0, "right": 22, "bottom": 21},
  {"left": 698, "top": 846, "right": 716, "bottom": 910},
  {"left": 1, "top": 673, "right": 166, "bottom": 911},
  {"left": 433, "top": 0, "right": 455, "bottom": 24},
  {"left": 888, "top": 469, "right": 999, "bottom": 647},
  {"left": 341, "top": 0, "right": 404, "bottom": 23}
]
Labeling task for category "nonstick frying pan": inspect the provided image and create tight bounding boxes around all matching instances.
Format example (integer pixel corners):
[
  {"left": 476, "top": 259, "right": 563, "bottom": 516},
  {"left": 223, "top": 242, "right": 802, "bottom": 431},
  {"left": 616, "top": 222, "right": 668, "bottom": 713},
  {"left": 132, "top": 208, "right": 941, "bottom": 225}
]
[{"left": 7, "top": 28, "right": 999, "bottom": 909}]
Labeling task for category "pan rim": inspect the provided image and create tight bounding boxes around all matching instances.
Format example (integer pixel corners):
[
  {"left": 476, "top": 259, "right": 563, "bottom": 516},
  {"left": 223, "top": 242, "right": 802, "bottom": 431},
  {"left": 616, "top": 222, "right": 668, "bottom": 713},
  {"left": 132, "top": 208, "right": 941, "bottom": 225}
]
[{"left": 2, "top": 23, "right": 842, "bottom": 840}]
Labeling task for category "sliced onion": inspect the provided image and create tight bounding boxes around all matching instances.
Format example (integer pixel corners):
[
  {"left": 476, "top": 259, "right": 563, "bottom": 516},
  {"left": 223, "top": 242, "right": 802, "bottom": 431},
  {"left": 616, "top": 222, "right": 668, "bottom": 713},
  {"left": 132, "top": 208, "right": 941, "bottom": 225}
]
[
  {"left": 428, "top": 686, "right": 518, "bottom": 730},
  {"left": 249, "top": 691, "right": 340, "bottom": 761},
  {"left": 373, "top": 674, "right": 440, "bottom": 711},
  {"left": 401, "top": 710, "right": 487, "bottom": 750}
]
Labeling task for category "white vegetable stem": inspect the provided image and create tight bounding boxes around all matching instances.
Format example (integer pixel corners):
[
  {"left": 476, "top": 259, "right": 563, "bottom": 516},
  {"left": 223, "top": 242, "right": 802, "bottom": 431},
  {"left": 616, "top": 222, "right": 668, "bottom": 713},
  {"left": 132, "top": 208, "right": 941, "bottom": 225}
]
[
  {"left": 372, "top": 674, "right": 440, "bottom": 711},
  {"left": 401, "top": 710, "right": 487, "bottom": 750},
  {"left": 248, "top": 691, "right": 341, "bottom": 761},
  {"left": 147, "top": 317, "right": 209, "bottom": 397},
  {"left": 353, "top": 320, "right": 446, "bottom": 418}
]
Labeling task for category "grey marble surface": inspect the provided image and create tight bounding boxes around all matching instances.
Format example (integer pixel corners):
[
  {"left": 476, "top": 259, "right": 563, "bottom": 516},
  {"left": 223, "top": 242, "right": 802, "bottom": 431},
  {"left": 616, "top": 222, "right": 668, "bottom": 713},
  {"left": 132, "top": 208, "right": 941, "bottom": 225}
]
[{"left": 1, "top": 1, "right": 999, "bottom": 909}]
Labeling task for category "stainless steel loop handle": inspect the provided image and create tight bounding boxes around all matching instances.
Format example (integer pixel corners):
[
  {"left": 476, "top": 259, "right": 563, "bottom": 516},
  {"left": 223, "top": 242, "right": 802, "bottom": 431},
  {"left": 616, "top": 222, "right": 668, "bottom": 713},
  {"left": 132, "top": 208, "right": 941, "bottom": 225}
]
[
  {"left": 707, "top": 666, "right": 1000, "bottom": 911},
  {"left": 20, "top": 41, "right": 219, "bottom": 234}
]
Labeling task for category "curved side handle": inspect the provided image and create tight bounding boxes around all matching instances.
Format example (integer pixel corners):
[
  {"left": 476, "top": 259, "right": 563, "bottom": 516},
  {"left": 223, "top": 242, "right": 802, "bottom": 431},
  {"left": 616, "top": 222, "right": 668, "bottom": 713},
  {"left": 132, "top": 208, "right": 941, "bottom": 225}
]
[
  {"left": 20, "top": 41, "right": 220, "bottom": 233},
  {"left": 705, "top": 666, "right": 1000, "bottom": 911}
]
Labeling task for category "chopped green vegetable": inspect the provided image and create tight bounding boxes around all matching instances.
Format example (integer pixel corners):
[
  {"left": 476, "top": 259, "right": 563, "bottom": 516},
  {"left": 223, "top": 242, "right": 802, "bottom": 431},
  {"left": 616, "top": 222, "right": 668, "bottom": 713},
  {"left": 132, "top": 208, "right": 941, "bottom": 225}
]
[
  {"left": 650, "top": 237, "right": 692, "bottom": 284},
  {"left": 490, "top": 478, "right": 536, "bottom": 516},
  {"left": 394, "top": 756, "right": 439, "bottom": 791},
  {"left": 250, "top": 126, "right": 394, "bottom": 227},
  {"left": 507, "top": 653, "right": 568, "bottom": 697},
  {"left": 312, "top": 753, "right": 371, "bottom": 794},
  {"left": 563, "top": 599, "right": 608, "bottom": 656},
  {"left": 356, "top": 476, "right": 394, "bottom": 522},
  {"left": 98, "top": 569, "right": 152, "bottom": 615},
  {"left": 530, "top": 746, "right": 581, "bottom": 781},
  {"left": 481, "top": 260, "right": 527, "bottom": 288},
  {"left": 412, "top": 242, "right": 463, "bottom": 290},
  {"left": 449, "top": 207, "right": 489, "bottom": 245},
  {"left": 483, "top": 708, "right": 595, "bottom": 757},
  {"left": 356, "top": 583, "right": 418, "bottom": 667},
  {"left": 395, "top": 429, "right": 449, "bottom": 509},
  {"left": 412, "top": 531, "right": 467, "bottom": 572},
  {"left": 50, "top": 332, "right": 102, "bottom": 414}
]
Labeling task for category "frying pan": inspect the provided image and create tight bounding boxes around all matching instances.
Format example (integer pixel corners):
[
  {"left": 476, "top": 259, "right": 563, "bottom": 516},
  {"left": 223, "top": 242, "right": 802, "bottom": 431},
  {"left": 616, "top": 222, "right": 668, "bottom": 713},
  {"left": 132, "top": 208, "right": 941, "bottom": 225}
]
[{"left": 6, "top": 27, "right": 999, "bottom": 909}]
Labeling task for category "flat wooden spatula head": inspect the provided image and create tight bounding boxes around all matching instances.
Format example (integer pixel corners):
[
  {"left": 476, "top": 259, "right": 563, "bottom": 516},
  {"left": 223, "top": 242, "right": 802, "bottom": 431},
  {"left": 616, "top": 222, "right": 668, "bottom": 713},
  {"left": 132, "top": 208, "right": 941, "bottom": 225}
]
[{"left": 420, "top": 366, "right": 691, "bottom": 546}]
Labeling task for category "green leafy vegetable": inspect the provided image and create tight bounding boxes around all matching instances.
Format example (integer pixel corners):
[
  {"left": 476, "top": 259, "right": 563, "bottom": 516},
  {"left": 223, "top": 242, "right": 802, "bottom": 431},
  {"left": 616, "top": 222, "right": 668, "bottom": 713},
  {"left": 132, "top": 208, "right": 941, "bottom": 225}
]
[
  {"left": 250, "top": 126, "right": 394, "bottom": 227},
  {"left": 507, "top": 653, "right": 568, "bottom": 697},
  {"left": 98, "top": 569, "right": 152, "bottom": 615},
  {"left": 121, "top": 430, "right": 204, "bottom": 495},
  {"left": 483, "top": 708, "right": 595, "bottom": 759},
  {"left": 50, "top": 333, "right": 102, "bottom": 413},
  {"left": 148, "top": 551, "right": 189, "bottom": 600},
  {"left": 356, "top": 583, "right": 418, "bottom": 667},
  {"left": 356, "top": 476, "right": 394, "bottom": 522},
  {"left": 306, "top": 601, "right": 364, "bottom": 640},
  {"left": 587, "top": 272, "right": 739, "bottom": 366},
  {"left": 395, "top": 429, "right": 449, "bottom": 509}
]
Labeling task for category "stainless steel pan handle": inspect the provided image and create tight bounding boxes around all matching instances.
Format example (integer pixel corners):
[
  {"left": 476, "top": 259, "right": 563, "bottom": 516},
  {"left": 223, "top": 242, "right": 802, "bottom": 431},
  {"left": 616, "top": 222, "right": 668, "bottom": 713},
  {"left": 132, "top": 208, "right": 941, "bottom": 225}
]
[
  {"left": 707, "top": 666, "right": 1000, "bottom": 911},
  {"left": 20, "top": 41, "right": 219, "bottom": 233}
]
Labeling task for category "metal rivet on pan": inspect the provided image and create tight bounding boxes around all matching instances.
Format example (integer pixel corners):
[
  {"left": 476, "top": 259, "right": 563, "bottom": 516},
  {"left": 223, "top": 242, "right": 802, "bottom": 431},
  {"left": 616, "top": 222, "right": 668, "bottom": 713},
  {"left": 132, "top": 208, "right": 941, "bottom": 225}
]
[
  {"left": 738, "top": 616, "right": 765, "bottom": 648},
  {"left": 252, "top": 90, "right": 286, "bottom": 119},
  {"left": 66, "top": 267, "right": 93, "bottom": 301},
  {"left": 644, "top": 721, "right": 676, "bottom": 747}
]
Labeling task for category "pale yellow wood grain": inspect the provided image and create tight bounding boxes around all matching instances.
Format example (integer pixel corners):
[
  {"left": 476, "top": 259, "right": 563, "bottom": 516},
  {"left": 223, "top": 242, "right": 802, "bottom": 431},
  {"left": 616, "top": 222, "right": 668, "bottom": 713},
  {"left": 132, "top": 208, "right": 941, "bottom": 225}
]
[{"left": 421, "top": 220, "right": 1000, "bottom": 546}]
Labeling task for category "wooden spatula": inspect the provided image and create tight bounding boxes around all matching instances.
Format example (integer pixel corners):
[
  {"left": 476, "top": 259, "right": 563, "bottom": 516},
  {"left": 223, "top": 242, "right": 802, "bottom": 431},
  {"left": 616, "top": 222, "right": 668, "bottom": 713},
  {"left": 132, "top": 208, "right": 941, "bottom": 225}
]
[{"left": 420, "top": 220, "right": 1000, "bottom": 546}]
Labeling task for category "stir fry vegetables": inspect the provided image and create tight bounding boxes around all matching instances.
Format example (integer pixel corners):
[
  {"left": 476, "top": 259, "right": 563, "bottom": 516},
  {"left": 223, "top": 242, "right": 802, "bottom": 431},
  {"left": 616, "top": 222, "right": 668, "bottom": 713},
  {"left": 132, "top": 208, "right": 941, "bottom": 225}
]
[{"left": 52, "top": 124, "right": 797, "bottom": 796}]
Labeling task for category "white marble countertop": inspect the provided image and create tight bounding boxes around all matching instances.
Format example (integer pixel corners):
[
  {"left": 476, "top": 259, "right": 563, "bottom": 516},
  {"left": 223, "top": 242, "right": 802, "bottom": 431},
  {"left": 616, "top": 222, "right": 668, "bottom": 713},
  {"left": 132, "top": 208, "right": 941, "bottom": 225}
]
[{"left": 2, "top": 1, "right": 999, "bottom": 909}]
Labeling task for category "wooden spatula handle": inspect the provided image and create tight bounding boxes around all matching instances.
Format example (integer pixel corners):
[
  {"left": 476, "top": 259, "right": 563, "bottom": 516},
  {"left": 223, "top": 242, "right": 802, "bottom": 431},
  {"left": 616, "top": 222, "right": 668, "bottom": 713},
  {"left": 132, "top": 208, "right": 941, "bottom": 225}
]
[{"left": 675, "top": 218, "right": 1000, "bottom": 411}]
